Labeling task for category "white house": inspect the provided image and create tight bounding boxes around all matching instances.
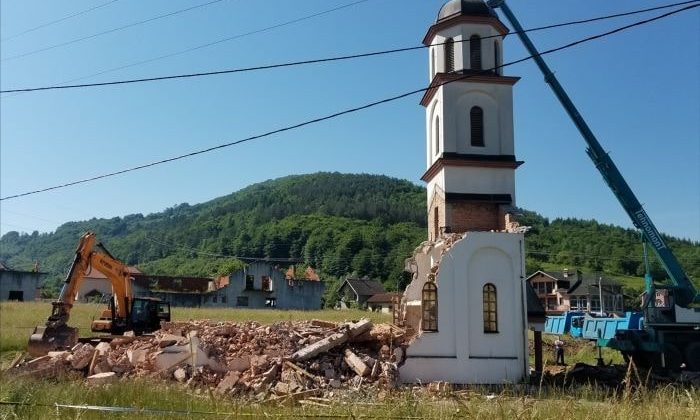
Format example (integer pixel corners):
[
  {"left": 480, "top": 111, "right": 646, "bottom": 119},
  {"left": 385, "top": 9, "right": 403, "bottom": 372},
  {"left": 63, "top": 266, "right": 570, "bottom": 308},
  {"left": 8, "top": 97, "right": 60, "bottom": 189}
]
[{"left": 399, "top": 0, "right": 529, "bottom": 384}]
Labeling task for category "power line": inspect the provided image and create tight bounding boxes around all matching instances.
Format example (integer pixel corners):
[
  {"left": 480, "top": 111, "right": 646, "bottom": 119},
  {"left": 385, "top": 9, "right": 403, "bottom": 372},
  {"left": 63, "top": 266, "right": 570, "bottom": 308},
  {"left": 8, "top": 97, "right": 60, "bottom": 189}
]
[
  {"left": 2, "top": 0, "right": 697, "bottom": 94},
  {"left": 1, "top": 0, "right": 122, "bottom": 42},
  {"left": 0, "top": 0, "right": 228, "bottom": 62},
  {"left": 19, "top": 0, "right": 372, "bottom": 93},
  {"left": 0, "top": 4, "right": 696, "bottom": 201}
]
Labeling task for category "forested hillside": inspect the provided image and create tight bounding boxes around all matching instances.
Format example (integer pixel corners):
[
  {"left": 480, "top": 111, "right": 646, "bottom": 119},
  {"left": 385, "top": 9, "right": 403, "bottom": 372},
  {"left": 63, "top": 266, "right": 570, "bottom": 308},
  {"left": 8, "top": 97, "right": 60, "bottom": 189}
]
[{"left": 1, "top": 172, "right": 698, "bottom": 299}]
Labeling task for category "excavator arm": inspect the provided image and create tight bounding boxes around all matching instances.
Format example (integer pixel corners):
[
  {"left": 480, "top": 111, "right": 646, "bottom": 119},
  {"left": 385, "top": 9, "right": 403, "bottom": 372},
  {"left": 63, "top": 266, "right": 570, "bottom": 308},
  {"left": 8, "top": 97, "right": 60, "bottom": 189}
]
[{"left": 28, "top": 232, "right": 135, "bottom": 356}]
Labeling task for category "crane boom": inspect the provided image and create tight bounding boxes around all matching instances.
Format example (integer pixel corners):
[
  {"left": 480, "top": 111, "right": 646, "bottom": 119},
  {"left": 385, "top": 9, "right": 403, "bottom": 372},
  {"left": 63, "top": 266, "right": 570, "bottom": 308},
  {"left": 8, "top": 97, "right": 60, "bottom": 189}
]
[{"left": 488, "top": 0, "right": 697, "bottom": 307}]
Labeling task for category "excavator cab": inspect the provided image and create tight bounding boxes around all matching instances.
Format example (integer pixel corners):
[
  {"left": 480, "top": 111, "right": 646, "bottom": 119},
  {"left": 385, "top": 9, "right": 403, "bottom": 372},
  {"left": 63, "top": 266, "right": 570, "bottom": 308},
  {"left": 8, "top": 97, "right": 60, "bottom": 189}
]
[
  {"left": 129, "top": 297, "right": 170, "bottom": 333},
  {"left": 91, "top": 296, "right": 170, "bottom": 335}
]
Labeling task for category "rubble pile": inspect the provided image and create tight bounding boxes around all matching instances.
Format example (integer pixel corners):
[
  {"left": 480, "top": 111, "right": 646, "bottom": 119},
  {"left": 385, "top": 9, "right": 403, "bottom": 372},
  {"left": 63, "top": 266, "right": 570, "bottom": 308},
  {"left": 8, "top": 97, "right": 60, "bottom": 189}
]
[
  {"left": 8, "top": 318, "right": 407, "bottom": 398},
  {"left": 541, "top": 362, "right": 700, "bottom": 389}
]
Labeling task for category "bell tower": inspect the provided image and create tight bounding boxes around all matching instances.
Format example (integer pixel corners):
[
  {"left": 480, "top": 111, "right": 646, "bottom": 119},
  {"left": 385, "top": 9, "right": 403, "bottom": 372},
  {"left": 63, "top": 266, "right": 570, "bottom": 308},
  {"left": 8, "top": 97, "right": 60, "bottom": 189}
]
[{"left": 422, "top": 0, "right": 522, "bottom": 240}]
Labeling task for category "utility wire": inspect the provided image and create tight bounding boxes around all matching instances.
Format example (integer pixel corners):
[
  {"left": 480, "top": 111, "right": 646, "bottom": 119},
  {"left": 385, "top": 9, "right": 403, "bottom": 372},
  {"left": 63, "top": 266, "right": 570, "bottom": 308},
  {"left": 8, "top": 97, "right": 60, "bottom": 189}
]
[
  {"left": 25, "top": 0, "right": 372, "bottom": 91},
  {"left": 0, "top": 0, "right": 228, "bottom": 62},
  {"left": 2, "top": 0, "right": 697, "bottom": 94},
  {"left": 0, "top": 4, "right": 696, "bottom": 202},
  {"left": 1, "top": 0, "right": 368, "bottom": 67},
  {"left": 1, "top": 0, "right": 122, "bottom": 43}
]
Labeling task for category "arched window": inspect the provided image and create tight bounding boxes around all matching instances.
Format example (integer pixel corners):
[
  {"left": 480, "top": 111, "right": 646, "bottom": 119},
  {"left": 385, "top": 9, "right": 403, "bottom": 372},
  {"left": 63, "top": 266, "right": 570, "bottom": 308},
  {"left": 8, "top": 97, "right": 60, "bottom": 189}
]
[
  {"left": 434, "top": 116, "right": 440, "bottom": 155},
  {"left": 483, "top": 283, "right": 498, "bottom": 333},
  {"left": 470, "top": 35, "right": 481, "bottom": 71},
  {"left": 422, "top": 281, "right": 438, "bottom": 332},
  {"left": 444, "top": 38, "right": 454, "bottom": 73},
  {"left": 494, "top": 41, "right": 500, "bottom": 75},
  {"left": 470, "top": 106, "right": 484, "bottom": 147}
]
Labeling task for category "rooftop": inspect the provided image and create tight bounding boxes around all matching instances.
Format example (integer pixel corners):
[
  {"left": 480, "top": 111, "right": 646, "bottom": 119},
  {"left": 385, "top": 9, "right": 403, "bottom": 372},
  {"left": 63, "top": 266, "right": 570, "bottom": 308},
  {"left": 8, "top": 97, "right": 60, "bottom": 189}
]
[
  {"left": 437, "top": 0, "right": 497, "bottom": 23},
  {"left": 343, "top": 277, "right": 386, "bottom": 297}
]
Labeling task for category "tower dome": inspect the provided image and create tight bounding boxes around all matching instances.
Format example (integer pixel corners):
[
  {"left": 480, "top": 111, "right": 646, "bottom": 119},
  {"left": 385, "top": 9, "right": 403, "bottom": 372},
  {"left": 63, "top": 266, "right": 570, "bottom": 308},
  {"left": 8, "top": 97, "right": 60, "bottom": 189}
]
[{"left": 437, "top": 0, "right": 497, "bottom": 23}]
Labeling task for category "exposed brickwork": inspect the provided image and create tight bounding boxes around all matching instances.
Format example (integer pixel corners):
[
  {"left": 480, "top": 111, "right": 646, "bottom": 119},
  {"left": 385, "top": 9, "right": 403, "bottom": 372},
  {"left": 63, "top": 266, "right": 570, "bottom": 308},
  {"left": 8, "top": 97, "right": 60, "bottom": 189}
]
[
  {"left": 446, "top": 201, "right": 505, "bottom": 232},
  {"left": 427, "top": 192, "right": 446, "bottom": 241}
]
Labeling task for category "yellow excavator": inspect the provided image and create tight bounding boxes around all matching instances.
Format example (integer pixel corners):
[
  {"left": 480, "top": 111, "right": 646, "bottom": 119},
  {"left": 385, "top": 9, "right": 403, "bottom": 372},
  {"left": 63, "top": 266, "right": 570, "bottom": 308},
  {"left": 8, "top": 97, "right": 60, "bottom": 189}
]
[{"left": 28, "top": 232, "right": 170, "bottom": 356}]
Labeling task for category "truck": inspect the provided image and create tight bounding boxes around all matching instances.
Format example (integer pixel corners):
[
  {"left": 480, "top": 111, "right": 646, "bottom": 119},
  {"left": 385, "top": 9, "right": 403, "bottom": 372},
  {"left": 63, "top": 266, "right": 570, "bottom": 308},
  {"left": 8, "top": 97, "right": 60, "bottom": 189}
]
[
  {"left": 28, "top": 232, "right": 171, "bottom": 356},
  {"left": 488, "top": 0, "right": 700, "bottom": 370}
]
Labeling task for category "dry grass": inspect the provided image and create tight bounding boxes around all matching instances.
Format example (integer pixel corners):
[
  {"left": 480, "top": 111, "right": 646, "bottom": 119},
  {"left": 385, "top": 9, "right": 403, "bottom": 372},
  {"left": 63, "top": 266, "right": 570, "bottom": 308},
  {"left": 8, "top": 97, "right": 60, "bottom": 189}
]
[{"left": 0, "top": 375, "right": 696, "bottom": 419}]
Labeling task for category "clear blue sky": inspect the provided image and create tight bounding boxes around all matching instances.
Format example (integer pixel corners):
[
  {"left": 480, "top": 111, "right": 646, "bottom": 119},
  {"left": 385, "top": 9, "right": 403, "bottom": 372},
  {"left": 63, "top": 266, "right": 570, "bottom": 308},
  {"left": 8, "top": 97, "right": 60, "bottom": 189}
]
[{"left": 1, "top": 0, "right": 699, "bottom": 242}]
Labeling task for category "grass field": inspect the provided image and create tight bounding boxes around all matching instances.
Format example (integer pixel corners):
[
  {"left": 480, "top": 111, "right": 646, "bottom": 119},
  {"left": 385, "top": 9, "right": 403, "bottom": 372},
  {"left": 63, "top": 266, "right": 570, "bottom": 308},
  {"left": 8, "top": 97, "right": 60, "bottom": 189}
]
[{"left": 1, "top": 302, "right": 697, "bottom": 419}]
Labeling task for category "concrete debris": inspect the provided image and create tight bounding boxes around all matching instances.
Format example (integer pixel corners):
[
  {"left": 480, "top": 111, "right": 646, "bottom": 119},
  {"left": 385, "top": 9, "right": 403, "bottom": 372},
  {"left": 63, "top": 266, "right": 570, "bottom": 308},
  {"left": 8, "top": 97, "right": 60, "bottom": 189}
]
[
  {"left": 343, "top": 349, "right": 369, "bottom": 377},
  {"left": 173, "top": 367, "right": 187, "bottom": 382},
  {"left": 7, "top": 318, "right": 407, "bottom": 398},
  {"left": 95, "top": 342, "right": 111, "bottom": 355},
  {"left": 539, "top": 362, "right": 700, "bottom": 389},
  {"left": 87, "top": 372, "right": 117, "bottom": 385},
  {"left": 70, "top": 344, "right": 95, "bottom": 370}
]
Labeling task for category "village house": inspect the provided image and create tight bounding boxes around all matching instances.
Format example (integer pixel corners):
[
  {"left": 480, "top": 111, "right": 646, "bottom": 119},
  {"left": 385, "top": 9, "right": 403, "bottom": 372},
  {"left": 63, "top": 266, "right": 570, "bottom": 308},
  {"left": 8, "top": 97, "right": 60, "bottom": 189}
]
[
  {"left": 134, "top": 274, "right": 223, "bottom": 307},
  {"left": 0, "top": 262, "right": 46, "bottom": 301},
  {"left": 74, "top": 260, "right": 324, "bottom": 310},
  {"left": 206, "top": 262, "right": 324, "bottom": 310},
  {"left": 366, "top": 292, "right": 402, "bottom": 313},
  {"left": 527, "top": 269, "right": 624, "bottom": 314},
  {"left": 337, "top": 277, "right": 386, "bottom": 309},
  {"left": 77, "top": 265, "right": 142, "bottom": 302}
]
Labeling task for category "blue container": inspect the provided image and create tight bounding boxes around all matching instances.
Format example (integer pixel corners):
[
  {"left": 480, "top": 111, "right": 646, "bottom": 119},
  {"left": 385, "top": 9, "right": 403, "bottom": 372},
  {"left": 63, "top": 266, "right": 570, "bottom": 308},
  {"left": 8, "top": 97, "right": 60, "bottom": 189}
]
[
  {"left": 544, "top": 311, "right": 585, "bottom": 335},
  {"left": 581, "top": 312, "right": 644, "bottom": 344}
]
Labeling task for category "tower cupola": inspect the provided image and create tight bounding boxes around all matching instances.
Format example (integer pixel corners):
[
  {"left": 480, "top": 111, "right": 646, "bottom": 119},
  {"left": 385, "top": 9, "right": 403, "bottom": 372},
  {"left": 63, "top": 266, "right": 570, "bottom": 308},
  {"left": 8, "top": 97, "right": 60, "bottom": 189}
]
[{"left": 437, "top": 0, "right": 498, "bottom": 22}]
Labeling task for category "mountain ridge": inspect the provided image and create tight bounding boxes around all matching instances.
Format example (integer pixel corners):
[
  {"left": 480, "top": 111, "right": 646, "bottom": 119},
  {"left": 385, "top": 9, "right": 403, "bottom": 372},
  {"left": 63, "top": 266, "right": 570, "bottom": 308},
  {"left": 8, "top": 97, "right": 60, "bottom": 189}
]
[{"left": 1, "top": 172, "right": 698, "bottom": 297}]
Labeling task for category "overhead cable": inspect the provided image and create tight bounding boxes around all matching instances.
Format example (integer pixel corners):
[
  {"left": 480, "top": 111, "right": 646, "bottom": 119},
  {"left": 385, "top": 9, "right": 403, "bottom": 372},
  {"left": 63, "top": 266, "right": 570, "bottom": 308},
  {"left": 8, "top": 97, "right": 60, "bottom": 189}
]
[
  {"left": 0, "top": 0, "right": 227, "bottom": 62},
  {"left": 0, "top": 4, "right": 696, "bottom": 201},
  {"left": 2, "top": 0, "right": 697, "bottom": 94},
  {"left": 1, "top": 0, "right": 122, "bottom": 42},
  {"left": 0, "top": 0, "right": 369, "bottom": 66}
]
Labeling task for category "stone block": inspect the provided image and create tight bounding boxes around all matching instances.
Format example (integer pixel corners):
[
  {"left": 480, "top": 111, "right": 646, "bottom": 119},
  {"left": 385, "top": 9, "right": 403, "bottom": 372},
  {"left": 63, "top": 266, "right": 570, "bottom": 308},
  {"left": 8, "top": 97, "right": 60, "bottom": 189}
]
[
  {"left": 228, "top": 356, "right": 251, "bottom": 372},
  {"left": 87, "top": 372, "right": 117, "bottom": 385},
  {"left": 215, "top": 371, "right": 240, "bottom": 395},
  {"left": 127, "top": 349, "right": 147, "bottom": 365}
]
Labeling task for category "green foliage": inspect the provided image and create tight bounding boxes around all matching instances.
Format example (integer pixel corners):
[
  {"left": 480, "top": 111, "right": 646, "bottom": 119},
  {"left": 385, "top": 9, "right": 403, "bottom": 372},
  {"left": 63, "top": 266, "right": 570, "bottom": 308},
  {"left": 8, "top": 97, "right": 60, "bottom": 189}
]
[
  {"left": 215, "top": 259, "right": 246, "bottom": 277},
  {"left": 1, "top": 173, "right": 698, "bottom": 300},
  {"left": 521, "top": 210, "right": 700, "bottom": 287}
]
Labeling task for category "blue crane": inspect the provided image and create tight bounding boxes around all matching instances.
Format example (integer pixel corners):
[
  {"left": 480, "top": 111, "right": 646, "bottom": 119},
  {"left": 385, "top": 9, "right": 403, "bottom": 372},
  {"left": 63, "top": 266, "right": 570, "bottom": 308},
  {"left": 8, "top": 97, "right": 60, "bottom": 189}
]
[{"left": 488, "top": 0, "right": 700, "bottom": 370}]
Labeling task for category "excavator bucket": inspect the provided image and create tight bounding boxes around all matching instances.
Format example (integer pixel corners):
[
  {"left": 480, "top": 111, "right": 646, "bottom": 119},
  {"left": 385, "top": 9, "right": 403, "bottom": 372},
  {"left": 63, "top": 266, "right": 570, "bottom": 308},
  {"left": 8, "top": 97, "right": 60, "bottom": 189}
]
[{"left": 28, "top": 324, "right": 78, "bottom": 357}]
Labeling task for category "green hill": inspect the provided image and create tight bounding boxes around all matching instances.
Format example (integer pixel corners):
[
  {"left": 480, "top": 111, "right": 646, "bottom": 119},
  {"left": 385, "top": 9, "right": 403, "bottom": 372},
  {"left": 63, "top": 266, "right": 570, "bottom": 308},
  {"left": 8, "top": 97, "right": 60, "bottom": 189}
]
[{"left": 1, "top": 172, "right": 698, "bottom": 300}]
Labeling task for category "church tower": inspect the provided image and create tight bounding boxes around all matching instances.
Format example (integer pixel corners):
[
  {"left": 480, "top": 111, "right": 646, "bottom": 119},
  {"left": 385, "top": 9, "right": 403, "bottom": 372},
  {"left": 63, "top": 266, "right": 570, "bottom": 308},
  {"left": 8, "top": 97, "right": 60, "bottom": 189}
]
[
  {"left": 421, "top": 0, "right": 522, "bottom": 240},
  {"left": 399, "top": 0, "right": 528, "bottom": 385}
]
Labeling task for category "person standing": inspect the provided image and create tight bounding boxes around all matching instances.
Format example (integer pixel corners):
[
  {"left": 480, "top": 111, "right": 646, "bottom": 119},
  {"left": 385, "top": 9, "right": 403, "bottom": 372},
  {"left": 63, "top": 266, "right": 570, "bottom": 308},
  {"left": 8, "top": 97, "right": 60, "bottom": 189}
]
[{"left": 554, "top": 337, "right": 565, "bottom": 365}]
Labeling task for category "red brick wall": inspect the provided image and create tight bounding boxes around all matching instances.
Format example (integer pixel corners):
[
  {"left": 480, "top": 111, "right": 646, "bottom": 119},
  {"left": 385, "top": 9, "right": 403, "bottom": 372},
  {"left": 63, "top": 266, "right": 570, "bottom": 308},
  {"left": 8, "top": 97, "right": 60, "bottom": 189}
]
[{"left": 446, "top": 202, "right": 503, "bottom": 232}]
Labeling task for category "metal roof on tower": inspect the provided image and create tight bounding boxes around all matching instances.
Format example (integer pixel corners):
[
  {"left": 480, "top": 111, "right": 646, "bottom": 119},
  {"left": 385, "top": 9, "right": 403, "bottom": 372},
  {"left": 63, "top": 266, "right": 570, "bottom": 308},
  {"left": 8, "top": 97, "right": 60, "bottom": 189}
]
[
  {"left": 423, "top": 0, "right": 508, "bottom": 46},
  {"left": 437, "top": 0, "right": 497, "bottom": 23}
]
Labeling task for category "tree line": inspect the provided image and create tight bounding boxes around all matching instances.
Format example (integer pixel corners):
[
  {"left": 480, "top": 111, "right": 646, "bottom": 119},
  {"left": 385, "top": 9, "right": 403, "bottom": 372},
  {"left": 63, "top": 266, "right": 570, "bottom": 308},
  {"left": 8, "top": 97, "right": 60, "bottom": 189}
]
[{"left": 1, "top": 173, "right": 697, "bottom": 301}]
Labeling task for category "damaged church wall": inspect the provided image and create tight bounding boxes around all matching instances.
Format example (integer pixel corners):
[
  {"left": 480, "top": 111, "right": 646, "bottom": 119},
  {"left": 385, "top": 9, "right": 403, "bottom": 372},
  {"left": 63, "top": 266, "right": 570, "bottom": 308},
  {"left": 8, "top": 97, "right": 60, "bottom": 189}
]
[{"left": 399, "top": 232, "right": 527, "bottom": 384}]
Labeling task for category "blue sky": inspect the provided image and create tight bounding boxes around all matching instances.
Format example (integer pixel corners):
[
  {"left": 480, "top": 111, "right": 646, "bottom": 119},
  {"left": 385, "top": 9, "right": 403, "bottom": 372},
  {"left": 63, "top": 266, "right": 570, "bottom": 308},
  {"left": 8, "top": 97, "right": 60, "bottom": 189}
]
[{"left": 1, "top": 0, "right": 699, "bottom": 242}]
